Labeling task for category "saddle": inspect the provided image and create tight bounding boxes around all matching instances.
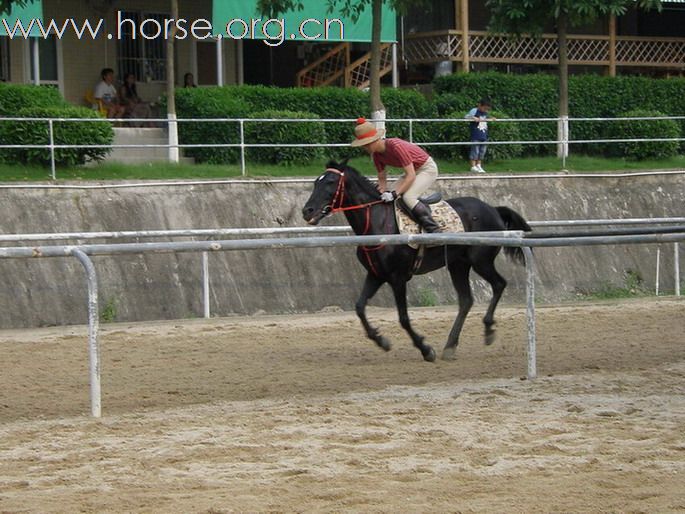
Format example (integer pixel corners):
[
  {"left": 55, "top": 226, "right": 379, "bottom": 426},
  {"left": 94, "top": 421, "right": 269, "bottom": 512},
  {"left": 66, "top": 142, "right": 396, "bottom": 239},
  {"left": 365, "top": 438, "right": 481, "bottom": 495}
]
[{"left": 395, "top": 194, "right": 465, "bottom": 249}]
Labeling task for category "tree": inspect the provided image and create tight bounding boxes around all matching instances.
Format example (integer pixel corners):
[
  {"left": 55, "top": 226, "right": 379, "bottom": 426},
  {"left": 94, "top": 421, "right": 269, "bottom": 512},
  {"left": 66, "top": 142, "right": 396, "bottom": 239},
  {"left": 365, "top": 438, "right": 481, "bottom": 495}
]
[
  {"left": 0, "top": 0, "right": 29, "bottom": 15},
  {"left": 486, "top": 0, "right": 661, "bottom": 154},
  {"left": 258, "top": 0, "right": 428, "bottom": 121},
  {"left": 166, "top": 0, "right": 179, "bottom": 162}
]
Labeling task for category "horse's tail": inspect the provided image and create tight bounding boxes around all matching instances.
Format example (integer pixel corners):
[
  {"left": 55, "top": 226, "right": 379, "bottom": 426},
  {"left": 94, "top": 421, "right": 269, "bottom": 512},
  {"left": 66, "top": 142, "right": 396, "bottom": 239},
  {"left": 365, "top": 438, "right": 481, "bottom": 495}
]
[{"left": 495, "top": 206, "right": 532, "bottom": 266}]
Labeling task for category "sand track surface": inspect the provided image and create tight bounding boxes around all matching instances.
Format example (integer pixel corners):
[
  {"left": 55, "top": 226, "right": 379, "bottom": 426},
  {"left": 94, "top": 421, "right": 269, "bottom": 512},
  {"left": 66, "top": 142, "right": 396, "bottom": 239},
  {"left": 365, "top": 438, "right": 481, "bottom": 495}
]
[{"left": 1, "top": 298, "right": 684, "bottom": 512}]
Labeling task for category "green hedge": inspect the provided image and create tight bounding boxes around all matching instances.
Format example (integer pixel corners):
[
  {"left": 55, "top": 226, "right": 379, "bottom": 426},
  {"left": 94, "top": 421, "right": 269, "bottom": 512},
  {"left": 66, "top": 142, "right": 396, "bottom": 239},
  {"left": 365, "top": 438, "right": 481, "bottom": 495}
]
[
  {"left": 434, "top": 72, "right": 559, "bottom": 155},
  {"left": 0, "top": 106, "right": 113, "bottom": 167},
  {"left": 174, "top": 87, "right": 251, "bottom": 164},
  {"left": 428, "top": 110, "right": 522, "bottom": 162},
  {"left": 0, "top": 83, "right": 66, "bottom": 115},
  {"left": 603, "top": 109, "right": 680, "bottom": 160},
  {"left": 173, "top": 85, "right": 438, "bottom": 163},
  {"left": 380, "top": 88, "right": 437, "bottom": 145},
  {"left": 434, "top": 72, "right": 685, "bottom": 156},
  {"left": 245, "top": 110, "right": 325, "bottom": 166}
]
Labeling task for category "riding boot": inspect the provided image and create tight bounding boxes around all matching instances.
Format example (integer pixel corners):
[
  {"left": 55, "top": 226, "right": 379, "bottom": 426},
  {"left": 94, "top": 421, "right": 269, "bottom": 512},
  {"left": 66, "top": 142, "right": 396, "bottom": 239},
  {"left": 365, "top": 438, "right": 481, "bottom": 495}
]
[{"left": 411, "top": 201, "right": 441, "bottom": 233}]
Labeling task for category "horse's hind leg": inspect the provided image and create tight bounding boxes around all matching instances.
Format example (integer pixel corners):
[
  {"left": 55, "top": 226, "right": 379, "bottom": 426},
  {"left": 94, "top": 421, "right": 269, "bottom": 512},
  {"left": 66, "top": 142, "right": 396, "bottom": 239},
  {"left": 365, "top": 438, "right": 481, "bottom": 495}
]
[
  {"left": 472, "top": 254, "right": 507, "bottom": 346},
  {"left": 390, "top": 280, "right": 436, "bottom": 362},
  {"left": 442, "top": 259, "right": 473, "bottom": 361},
  {"left": 356, "top": 273, "right": 391, "bottom": 352}
]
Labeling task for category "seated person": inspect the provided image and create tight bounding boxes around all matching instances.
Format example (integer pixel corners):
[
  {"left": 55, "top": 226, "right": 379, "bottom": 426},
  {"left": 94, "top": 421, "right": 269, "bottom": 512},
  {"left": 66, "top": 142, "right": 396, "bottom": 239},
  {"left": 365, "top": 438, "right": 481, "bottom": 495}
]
[
  {"left": 183, "top": 72, "right": 197, "bottom": 88},
  {"left": 94, "top": 68, "right": 125, "bottom": 119},
  {"left": 118, "top": 73, "right": 153, "bottom": 127}
]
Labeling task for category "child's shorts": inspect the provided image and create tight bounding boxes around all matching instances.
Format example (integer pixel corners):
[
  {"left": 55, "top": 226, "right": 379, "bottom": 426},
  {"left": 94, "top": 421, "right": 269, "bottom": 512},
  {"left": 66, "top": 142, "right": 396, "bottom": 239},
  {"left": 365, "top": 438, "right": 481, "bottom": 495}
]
[{"left": 469, "top": 143, "right": 487, "bottom": 160}]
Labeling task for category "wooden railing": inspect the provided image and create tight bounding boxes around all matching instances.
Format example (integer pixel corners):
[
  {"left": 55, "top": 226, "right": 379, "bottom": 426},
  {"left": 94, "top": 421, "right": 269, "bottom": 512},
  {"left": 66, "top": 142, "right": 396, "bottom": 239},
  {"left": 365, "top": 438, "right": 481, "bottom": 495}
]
[
  {"left": 404, "top": 29, "right": 685, "bottom": 69},
  {"left": 296, "top": 43, "right": 350, "bottom": 88},
  {"left": 296, "top": 43, "right": 393, "bottom": 89}
]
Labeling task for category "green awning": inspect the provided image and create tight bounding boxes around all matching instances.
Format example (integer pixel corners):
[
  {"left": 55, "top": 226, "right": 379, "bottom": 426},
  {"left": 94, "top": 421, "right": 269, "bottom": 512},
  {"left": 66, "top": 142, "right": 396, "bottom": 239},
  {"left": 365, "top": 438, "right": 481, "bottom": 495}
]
[
  {"left": 0, "top": 0, "right": 43, "bottom": 37},
  {"left": 212, "top": 0, "right": 396, "bottom": 43}
]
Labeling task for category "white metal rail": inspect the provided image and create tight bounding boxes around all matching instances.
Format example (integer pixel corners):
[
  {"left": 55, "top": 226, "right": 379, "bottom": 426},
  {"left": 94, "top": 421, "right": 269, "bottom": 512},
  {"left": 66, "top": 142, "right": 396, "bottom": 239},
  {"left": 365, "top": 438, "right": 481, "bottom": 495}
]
[
  {"left": 1, "top": 224, "right": 684, "bottom": 417},
  {"left": 1, "top": 115, "right": 684, "bottom": 178}
]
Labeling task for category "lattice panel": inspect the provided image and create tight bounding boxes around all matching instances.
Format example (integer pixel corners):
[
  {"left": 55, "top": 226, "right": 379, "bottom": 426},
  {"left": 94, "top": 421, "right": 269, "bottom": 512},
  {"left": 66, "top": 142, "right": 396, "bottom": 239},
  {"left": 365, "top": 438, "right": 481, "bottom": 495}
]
[
  {"left": 567, "top": 38, "right": 609, "bottom": 62},
  {"left": 350, "top": 44, "right": 393, "bottom": 90},
  {"left": 617, "top": 39, "right": 685, "bottom": 65},
  {"left": 405, "top": 30, "right": 684, "bottom": 69},
  {"left": 469, "top": 34, "right": 558, "bottom": 61},
  {"left": 298, "top": 44, "right": 348, "bottom": 87},
  {"left": 404, "top": 34, "right": 462, "bottom": 62}
]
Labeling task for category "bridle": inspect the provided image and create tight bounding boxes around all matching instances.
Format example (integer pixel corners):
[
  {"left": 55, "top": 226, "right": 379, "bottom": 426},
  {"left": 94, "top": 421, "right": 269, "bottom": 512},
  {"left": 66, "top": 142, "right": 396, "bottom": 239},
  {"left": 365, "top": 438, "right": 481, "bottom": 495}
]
[
  {"left": 321, "top": 168, "right": 389, "bottom": 276},
  {"left": 323, "top": 168, "right": 384, "bottom": 215}
]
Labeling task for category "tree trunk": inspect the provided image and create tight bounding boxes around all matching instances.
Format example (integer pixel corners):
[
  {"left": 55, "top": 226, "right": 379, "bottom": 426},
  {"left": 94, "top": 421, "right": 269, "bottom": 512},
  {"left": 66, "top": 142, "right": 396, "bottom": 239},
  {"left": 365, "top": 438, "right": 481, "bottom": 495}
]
[
  {"left": 369, "top": 0, "right": 385, "bottom": 125},
  {"left": 166, "top": 0, "right": 179, "bottom": 162},
  {"left": 556, "top": 10, "right": 569, "bottom": 159}
]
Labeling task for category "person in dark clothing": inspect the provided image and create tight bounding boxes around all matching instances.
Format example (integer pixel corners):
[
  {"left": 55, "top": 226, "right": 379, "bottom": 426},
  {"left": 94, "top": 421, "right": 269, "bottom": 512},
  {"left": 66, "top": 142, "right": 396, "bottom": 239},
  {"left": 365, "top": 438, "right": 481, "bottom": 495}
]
[{"left": 465, "top": 98, "right": 497, "bottom": 173}]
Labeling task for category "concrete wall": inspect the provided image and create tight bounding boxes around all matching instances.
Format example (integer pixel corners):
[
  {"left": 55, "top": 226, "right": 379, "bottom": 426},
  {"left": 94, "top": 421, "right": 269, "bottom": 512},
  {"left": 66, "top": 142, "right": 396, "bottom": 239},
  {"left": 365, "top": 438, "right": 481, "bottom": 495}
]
[{"left": 0, "top": 172, "right": 683, "bottom": 329}]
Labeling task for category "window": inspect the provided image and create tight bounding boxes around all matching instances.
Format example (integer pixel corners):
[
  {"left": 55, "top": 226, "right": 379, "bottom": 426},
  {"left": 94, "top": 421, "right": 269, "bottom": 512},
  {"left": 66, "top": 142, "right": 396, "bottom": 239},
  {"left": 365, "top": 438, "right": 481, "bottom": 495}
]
[
  {"left": 24, "top": 34, "right": 62, "bottom": 91},
  {"left": 117, "top": 11, "right": 167, "bottom": 82},
  {"left": 0, "top": 37, "right": 9, "bottom": 81},
  {"left": 29, "top": 35, "right": 59, "bottom": 84}
]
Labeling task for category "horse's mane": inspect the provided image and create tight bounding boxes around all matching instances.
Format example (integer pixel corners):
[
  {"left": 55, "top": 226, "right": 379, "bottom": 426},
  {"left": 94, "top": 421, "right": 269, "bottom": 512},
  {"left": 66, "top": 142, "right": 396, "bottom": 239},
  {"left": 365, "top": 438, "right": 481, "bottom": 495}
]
[{"left": 327, "top": 160, "right": 380, "bottom": 200}]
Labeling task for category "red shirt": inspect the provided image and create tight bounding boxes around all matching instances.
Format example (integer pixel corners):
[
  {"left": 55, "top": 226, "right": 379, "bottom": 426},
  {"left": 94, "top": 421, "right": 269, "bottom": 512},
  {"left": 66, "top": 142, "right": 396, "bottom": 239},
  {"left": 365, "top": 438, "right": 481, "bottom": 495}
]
[{"left": 372, "top": 138, "right": 429, "bottom": 173}]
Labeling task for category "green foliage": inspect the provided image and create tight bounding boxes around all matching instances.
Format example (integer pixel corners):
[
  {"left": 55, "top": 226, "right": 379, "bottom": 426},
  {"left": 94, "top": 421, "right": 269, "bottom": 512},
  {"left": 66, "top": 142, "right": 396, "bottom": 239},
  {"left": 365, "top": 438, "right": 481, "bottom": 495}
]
[
  {"left": 603, "top": 109, "right": 680, "bottom": 160},
  {"left": 485, "top": 0, "right": 661, "bottom": 36},
  {"left": 434, "top": 72, "right": 558, "bottom": 155},
  {"left": 0, "top": 83, "right": 67, "bottom": 115},
  {"left": 578, "top": 269, "right": 650, "bottom": 300},
  {"left": 0, "top": 106, "right": 113, "bottom": 167},
  {"left": 381, "top": 87, "right": 437, "bottom": 144},
  {"left": 245, "top": 110, "right": 325, "bottom": 166},
  {"left": 173, "top": 85, "right": 436, "bottom": 162},
  {"left": 429, "top": 110, "right": 522, "bottom": 161},
  {"left": 0, "top": 0, "right": 32, "bottom": 15},
  {"left": 173, "top": 87, "right": 251, "bottom": 164},
  {"left": 416, "top": 287, "right": 438, "bottom": 307},
  {"left": 434, "top": 72, "right": 685, "bottom": 157},
  {"left": 486, "top": 0, "right": 661, "bottom": 35},
  {"left": 100, "top": 297, "right": 118, "bottom": 323}
]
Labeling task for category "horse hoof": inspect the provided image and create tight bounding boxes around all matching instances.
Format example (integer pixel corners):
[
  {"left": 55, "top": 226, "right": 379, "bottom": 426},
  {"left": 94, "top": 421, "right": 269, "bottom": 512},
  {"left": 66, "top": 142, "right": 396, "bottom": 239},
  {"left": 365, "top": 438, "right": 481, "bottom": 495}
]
[
  {"left": 377, "top": 336, "right": 392, "bottom": 352},
  {"left": 441, "top": 347, "right": 457, "bottom": 360},
  {"left": 422, "top": 347, "right": 436, "bottom": 362},
  {"left": 484, "top": 330, "right": 496, "bottom": 346}
]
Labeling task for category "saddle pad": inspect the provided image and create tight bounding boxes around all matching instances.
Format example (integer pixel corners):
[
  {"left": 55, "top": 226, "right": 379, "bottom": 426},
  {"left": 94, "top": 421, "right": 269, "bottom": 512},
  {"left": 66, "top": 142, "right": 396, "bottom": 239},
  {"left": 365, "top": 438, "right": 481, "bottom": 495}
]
[{"left": 396, "top": 200, "right": 465, "bottom": 249}]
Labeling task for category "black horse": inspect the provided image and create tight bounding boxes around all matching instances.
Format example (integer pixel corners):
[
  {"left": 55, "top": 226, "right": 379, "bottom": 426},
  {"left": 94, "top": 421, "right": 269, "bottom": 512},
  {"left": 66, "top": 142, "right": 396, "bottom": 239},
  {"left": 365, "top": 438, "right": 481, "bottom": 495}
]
[{"left": 302, "top": 160, "right": 531, "bottom": 362}]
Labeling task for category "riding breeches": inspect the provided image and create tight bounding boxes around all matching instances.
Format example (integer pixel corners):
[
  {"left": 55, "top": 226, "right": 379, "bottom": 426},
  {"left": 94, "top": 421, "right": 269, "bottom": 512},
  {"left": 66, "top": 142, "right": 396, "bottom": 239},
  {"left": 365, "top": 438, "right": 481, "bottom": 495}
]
[{"left": 397, "top": 157, "right": 438, "bottom": 209}]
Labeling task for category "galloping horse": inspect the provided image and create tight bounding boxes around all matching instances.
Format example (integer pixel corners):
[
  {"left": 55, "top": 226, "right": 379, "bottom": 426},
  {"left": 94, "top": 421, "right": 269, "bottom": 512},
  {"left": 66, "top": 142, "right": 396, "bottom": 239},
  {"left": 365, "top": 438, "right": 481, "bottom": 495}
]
[{"left": 302, "top": 160, "right": 531, "bottom": 362}]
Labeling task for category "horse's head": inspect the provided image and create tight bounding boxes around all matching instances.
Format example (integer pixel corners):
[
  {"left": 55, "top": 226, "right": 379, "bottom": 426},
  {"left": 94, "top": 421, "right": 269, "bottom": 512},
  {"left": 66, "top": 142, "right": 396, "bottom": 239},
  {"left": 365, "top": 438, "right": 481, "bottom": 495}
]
[{"left": 302, "top": 160, "right": 349, "bottom": 225}]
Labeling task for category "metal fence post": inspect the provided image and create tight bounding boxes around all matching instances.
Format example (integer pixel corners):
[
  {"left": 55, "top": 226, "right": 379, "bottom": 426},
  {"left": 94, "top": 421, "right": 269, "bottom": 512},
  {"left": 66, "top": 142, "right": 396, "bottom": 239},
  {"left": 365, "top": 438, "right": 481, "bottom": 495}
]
[
  {"left": 202, "top": 251, "right": 210, "bottom": 318},
  {"left": 239, "top": 119, "right": 246, "bottom": 177},
  {"left": 48, "top": 119, "right": 56, "bottom": 180},
  {"left": 675, "top": 243, "right": 681, "bottom": 297},
  {"left": 560, "top": 115, "right": 569, "bottom": 169},
  {"left": 72, "top": 249, "right": 101, "bottom": 418},
  {"left": 408, "top": 119, "right": 414, "bottom": 143},
  {"left": 656, "top": 246, "right": 661, "bottom": 296},
  {"left": 522, "top": 246, "right": 537, "bottom": 380}
]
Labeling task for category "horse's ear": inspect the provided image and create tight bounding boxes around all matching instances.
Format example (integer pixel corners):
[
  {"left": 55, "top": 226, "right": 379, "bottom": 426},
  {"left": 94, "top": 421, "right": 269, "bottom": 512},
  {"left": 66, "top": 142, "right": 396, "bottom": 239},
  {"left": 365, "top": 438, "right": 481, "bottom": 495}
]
[
  {"left": 340, "top": 157, "right": 351, "bottom": 169},
  {"left": 325, "top": 159, "right": 339, "bottom": 170}
]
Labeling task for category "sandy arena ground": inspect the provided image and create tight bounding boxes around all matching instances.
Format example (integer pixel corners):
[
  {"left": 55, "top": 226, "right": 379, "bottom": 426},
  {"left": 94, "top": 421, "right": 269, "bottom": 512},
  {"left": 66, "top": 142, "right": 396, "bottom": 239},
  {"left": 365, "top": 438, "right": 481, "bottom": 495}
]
[{"left": 0, "top": 298, "right": 684, "bottom": 513}]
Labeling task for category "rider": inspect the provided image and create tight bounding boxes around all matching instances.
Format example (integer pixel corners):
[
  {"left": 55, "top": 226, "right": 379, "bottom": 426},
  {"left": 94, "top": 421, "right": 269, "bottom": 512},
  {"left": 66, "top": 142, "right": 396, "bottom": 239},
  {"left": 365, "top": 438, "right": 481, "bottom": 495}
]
[{"left": 350, "top": 117, "right": 440, "bottom": 233}]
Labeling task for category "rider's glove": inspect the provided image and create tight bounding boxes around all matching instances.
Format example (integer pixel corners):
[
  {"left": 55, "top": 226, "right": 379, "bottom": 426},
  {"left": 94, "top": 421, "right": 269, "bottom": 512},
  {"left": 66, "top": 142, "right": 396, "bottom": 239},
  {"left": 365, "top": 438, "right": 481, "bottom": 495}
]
[{"left": 380, "top": 191, "right": 397, "bottom": 203}]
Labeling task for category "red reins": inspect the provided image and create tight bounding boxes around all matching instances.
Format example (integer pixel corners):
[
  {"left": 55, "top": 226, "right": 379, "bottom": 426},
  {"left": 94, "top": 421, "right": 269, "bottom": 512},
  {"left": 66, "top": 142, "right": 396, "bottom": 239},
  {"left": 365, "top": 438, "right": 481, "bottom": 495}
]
[{"left": 324, "top": 168, "right": 387, "bottom": 276}]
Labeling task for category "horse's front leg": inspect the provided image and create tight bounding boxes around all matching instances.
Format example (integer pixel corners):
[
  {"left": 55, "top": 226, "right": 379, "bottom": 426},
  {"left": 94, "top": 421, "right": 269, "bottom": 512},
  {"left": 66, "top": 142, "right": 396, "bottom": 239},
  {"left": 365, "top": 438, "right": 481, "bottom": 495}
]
[
  {"left": 355, "top": 273, "right": 391, "bottom": 352},
  {"left": 390, "top": 280, "right": 436, "bottom": 362}
]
